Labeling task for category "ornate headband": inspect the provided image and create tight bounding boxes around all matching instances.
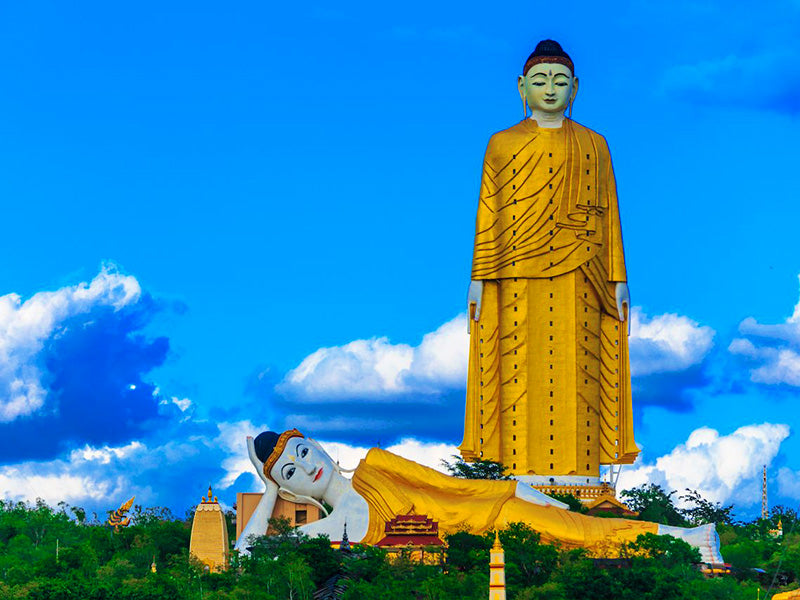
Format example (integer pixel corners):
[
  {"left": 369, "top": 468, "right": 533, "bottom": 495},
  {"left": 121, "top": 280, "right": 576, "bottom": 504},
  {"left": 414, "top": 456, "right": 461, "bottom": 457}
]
[{"left": 263, "top": 428, "right": 304, "bottom": 483}]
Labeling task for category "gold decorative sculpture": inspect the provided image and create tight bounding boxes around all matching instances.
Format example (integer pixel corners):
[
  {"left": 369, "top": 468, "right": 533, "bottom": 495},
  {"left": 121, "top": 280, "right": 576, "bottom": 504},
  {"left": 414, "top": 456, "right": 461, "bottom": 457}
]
[
  {"left": 107, "top": 496, "right": 135, "bottom": 532},
  {"left": 460, "top": 40, "right": 637, "bottom": 485},
  {"left": 234, "top": 430, "right": 722, "bottom": 563}
]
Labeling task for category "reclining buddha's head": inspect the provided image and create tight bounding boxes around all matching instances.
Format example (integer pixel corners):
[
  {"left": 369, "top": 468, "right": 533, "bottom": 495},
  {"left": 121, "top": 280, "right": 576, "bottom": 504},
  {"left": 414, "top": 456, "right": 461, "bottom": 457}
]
[{"left": 253, "top": 429, "right": 336, "bottom": 502}]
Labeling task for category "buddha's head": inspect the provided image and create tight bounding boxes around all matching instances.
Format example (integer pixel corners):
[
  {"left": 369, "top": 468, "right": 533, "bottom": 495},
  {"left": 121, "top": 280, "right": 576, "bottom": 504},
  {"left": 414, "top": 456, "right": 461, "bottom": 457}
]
[
  {"left": 518, "top": 39, "right": 578, "bottom": 116},
  {"left": 253, "top": 429, "right": 336, "bottom": 507}
]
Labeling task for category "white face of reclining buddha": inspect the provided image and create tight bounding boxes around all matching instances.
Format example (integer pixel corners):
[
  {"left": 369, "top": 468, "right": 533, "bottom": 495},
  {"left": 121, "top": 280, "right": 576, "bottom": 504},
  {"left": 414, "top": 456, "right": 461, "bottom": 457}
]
[{"left": 269, "top": 436, "right": 335, "bottom": 499}]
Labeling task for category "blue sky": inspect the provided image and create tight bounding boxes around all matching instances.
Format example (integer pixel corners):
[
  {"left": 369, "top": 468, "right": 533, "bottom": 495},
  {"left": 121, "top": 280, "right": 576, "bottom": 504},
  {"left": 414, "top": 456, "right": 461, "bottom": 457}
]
[{"left": 1, "top": 0, "right": 799, "bottom": 520}]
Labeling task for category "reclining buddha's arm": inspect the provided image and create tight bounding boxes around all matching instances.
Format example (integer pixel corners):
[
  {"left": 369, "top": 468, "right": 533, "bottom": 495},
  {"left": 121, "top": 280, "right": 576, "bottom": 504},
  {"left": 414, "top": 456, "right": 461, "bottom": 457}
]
[
  {"left": 234, "top": 436, "right": 279, "bottom": 554},
  {"left": 514, "top": 482, "right": 569, "bottom": 509}
]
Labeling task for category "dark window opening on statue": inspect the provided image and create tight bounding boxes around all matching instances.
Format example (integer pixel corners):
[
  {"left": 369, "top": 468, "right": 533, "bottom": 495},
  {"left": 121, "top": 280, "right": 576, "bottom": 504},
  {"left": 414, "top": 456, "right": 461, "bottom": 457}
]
[{"left": 295, "top": 510, "right": 307, "bottom": 525}]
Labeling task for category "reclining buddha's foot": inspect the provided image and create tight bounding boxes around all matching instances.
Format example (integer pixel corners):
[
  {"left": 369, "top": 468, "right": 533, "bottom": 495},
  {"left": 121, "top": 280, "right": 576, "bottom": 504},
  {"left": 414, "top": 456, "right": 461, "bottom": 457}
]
[{"left": 657, "top": 523, "right": 723, "bottom": 564}]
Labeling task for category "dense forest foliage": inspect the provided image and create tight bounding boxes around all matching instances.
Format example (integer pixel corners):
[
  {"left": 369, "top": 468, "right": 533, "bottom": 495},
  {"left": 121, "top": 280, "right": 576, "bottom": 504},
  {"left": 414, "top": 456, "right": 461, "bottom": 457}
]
[{"left": 0, "top": 489, "right": 798, "bottom": 600}]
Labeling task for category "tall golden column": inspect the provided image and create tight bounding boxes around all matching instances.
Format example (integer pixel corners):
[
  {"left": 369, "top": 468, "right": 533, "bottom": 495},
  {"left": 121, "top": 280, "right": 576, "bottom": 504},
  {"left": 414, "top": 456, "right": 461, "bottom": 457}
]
[{"left": 460, "top": 40, "right": 638, "bottom": 488}]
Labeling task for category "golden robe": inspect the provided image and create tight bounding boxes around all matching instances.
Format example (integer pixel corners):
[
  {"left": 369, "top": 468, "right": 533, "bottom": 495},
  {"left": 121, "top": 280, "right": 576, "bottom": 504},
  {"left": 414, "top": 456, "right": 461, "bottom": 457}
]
[
  {"left": 352, "top": 448, "right": 656, "bottom": 553},
  {"left": 460, "top": 118, "right": 638, "bottom": 477}
]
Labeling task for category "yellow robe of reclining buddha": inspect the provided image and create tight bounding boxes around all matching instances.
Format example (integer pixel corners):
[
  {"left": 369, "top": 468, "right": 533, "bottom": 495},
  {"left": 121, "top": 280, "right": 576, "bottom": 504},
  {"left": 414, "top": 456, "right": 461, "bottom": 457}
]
[
  {"left": 352, "top": 448, "right": 655, "bottom": 553},
  {"left": 460, "top": 118, "right": 638, "bottom": 477}
]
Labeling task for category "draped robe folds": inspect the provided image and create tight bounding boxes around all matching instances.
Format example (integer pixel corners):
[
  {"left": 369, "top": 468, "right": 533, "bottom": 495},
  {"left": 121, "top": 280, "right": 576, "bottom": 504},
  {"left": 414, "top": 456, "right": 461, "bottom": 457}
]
[
  {"left": 459, "top": 118, "right": 639, "bottom": 477},
  {"left": 352, "top": 448, "right": 656, "bottom": 553}
]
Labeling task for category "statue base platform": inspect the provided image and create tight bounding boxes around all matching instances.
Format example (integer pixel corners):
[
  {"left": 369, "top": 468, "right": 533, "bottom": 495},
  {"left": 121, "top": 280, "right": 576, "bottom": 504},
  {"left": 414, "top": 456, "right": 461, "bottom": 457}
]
[{"left": 514, "top": 476, "right": 616, "bottom": 505}]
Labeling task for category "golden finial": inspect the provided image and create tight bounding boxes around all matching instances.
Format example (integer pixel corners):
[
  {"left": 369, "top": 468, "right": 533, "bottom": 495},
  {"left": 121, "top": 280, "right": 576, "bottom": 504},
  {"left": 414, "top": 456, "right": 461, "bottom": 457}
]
[{"left": 492, "top": 530, "right": 503, "bottom": 549}]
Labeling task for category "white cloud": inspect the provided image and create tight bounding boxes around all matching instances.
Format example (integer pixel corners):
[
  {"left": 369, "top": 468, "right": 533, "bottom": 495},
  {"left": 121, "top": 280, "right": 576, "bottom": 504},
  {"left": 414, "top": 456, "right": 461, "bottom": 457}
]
[
  {"left": 70, "top": 441, "right": 144, "bottom": 464},
  {"left": 216, "top": 420, "right": 269, "bottom": 490},
  {"left": 0, "top": 419, "right": 271, "bottom": 510},
  {"left": 617, "top": 423, "right": 790, "bottom": 506},
  {"left": 281, "top": 308, "right": 714, "bottom": 400},
  {"left": 279, "top": 314, "right": 469, "bottom": 399},
  {"left": 0, "top": 266, "right": 141, "bottom": 422},
  {"left": 0, "top": 442, "right": 138, "bottom": 505},
  {"left": 629, "top": 308, "right": 715, "bottom": 376},
  {"left": 730, "top": 275, "right": 800, "bottom": 386}
]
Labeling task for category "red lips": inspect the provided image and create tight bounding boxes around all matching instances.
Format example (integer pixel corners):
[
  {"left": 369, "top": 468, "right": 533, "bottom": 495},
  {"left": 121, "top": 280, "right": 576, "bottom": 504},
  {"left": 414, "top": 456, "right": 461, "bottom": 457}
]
[{"left": 313, "top": 468, "right": 323, "bottom": 482}]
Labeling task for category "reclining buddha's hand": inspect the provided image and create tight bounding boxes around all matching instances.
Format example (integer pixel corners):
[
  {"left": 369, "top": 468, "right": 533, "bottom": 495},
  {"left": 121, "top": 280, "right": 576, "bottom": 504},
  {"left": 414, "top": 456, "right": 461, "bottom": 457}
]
[{"left": 248, "top": 435, "right": 278, "bottom": 493}]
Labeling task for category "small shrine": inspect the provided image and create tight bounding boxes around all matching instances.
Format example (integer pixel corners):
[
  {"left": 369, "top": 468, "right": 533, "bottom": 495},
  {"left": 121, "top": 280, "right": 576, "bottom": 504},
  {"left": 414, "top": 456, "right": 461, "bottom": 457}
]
[
  {"left": 189, "top": 487, "right": 229, "bottom": 572},
  {"left": 375, "top": 514, "right": 444, "bottom": 564},
  {"left": 769, "top": 518, "right": 784, "bottom": 539}
]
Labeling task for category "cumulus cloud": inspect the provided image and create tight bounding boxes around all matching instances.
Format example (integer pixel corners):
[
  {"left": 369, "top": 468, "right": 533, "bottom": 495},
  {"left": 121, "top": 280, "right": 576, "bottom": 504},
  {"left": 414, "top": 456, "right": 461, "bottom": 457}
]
[
  {"left": 281, "top": 308, "right": 713, "bottom": 399},
  {"left": 729, "top": 275, "right": 800, "bottom": 386},
  {"left": 0, "top": 418, "right": 274, "bottom": 513},
  {"left": 0, "top": 266, "right": 174, "bottom": 463},
  {"left": 0, "top": 266, "right": 141, "bottom": 422},
  {"left": 264, "top": 308, "right": 716, "bottom": 442},
  {"left": 279, "top": 314, "right": 468, "bottom": 399},
  {"left": 629, "top": 308, "right": 715, "bottom": 377},
  {"left": 617, "top": 423, "right": 790, "bottom": 506},
  {"left": 216, "top": 420, "right": 270, "bottom": 490}
]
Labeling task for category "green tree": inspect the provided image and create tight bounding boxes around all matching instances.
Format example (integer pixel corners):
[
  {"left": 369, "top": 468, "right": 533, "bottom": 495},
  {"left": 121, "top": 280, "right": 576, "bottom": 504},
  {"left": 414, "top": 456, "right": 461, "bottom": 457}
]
[
  {"left": 620, "top": 484, "right": 687, "bottom": 526},
  {"left": 624, "top": 532, "right": 702, "bottom": 566},
  {"left": 678, "top": 489, "right": 734, "bottom": 525},
  {"left": 547, "top": 492, "right": 587, "bottom": 513},
  {"left": 444, "top": 530, "right": 489, "bottom": 572},
  {"left": 441, "top": 456, "right": 512, "bottom": 480},
  {"left": 491, "top": 523, "right": 559, "bottom": 592}
]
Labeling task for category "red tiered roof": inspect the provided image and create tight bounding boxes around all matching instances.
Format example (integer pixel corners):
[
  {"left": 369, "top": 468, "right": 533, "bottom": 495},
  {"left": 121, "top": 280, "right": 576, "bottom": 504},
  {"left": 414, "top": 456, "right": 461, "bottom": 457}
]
[{"left": 375, "top": 514, "right": 444, "bottom": 547}]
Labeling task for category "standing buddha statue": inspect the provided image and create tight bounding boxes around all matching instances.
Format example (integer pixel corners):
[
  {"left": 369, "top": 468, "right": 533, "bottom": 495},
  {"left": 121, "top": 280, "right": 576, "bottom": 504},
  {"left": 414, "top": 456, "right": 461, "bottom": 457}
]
[{"left": 460, "top": 40, "right": 638, "bottom": 488}]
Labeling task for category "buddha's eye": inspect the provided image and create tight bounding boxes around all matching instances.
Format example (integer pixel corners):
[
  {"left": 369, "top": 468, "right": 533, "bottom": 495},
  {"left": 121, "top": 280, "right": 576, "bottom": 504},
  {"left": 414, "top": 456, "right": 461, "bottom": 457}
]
[
  {"left": 531, "top": 82, "right": 545, "bottom": 86},
  {"left": 300, "top": 447, "right": 309, "bottom": 458},
  {"left": 556, "top": 82, "right": 568, "bottom": 87},
  {"left": 282, "top": 465, "right": 296, "bottom": 480}
]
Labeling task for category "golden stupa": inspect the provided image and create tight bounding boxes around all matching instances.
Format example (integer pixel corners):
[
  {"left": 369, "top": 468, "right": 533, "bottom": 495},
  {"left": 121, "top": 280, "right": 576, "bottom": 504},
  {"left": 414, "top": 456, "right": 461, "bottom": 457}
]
[{"left": 189, "top": 487, "right": 229, "bottom": 572}]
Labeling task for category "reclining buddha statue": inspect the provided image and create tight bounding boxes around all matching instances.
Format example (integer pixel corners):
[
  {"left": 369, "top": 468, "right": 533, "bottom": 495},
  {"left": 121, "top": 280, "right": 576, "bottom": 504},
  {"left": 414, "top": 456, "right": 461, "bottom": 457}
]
[{"left": 234, "top": 429, "right": 723, "bottom": 564}]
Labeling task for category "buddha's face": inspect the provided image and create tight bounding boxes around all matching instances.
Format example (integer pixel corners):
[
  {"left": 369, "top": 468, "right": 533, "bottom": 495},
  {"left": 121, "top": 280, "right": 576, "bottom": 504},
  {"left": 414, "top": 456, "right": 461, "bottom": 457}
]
[
  {"left": 518, "top": 62, "right": 578, "bottom": 114},
  {"left": 269, "top": 436, "right": 335, "bottom": 499}
]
